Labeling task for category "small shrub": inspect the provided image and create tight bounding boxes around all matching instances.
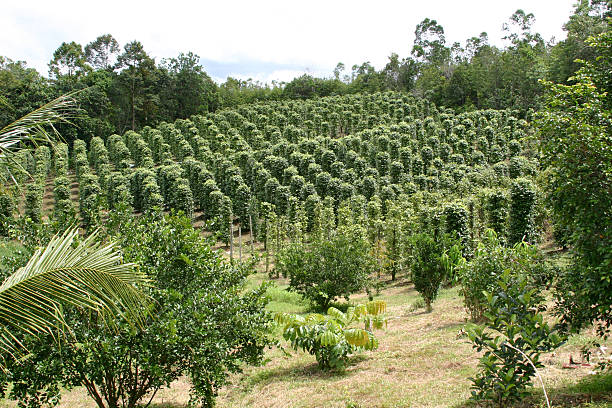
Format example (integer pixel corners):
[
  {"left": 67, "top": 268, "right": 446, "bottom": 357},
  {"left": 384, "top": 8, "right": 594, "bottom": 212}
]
[
  {"left": 486, "top": 189, "right": 509, "bottom": 241},
  {"left": 24, "top": 183, "right": 43, "bottom": 223},
  {"left": 278, "top": 226, "right": 374, "bottom": 310},
  {"left": 459, "top": 229, "right": 554, "bottom": 322},
  {"left": 409, "top": 233, "right": 448, "bottom": 312},
  {"left": 275, "top": 300, "right": 387, "bottom": 370},
  {"left": 443, "top": 203, "right": 469, "bottom": 253},
  {"left": 0, "top": 192, "right": 15, "bottom": 235},
  {"left": 467, "top": 271, "right": 564, "bottom": 406}
]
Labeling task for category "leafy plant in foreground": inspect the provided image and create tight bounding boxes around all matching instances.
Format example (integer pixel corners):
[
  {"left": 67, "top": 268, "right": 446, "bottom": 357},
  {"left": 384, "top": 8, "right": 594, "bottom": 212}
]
[
  {"left": 2, "top": 214, "right": 273, "bottom": 408},
  {"left": 467, "top": 271, "right": 564, "bottom": 407},
  {"left": 275, "top": 300, "right": 387, "bottom": 370},
  {"left": 459, "top": 229, "right": 554, "bottom": 322}
]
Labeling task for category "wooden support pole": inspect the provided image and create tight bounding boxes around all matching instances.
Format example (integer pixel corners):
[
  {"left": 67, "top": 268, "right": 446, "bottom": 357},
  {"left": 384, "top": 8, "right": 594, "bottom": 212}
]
[
  {"left": 239, "top": 223, "right": 242, "bottom": 262},
  {"left": 265, "top": 218, "right": 269, "bottom": 275},
  {"left": 249, "top": 214, "right": 254, "bottom": 255},
  {"left": 229, "top": 216, "right": 233, "bottom": 261}
]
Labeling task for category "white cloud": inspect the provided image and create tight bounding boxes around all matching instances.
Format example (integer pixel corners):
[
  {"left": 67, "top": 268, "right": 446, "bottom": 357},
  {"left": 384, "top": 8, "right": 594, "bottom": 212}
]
[
  {"left": 225, "top": 68, "right": 331, "bottom": 85},
  {"left": 3, "top": 0, "right": 576, "bottom": 81}
]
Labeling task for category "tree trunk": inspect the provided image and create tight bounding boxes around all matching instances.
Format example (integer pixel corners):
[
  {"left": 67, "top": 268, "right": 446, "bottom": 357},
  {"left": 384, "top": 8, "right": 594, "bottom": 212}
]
[{"left": 131, "top": 75, "right": 136, "bottom": 130}]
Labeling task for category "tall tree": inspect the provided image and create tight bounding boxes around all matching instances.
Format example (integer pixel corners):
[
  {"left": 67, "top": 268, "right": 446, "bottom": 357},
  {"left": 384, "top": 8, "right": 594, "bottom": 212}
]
[
  {"left": 548, "top": 0, "right": 611, "bottom": 83},
  {"left": 159, "top": 52, "right": 218, "bottom": 119},
  {"left": 116, "top": 41, "right": 157, "bottom": 130},
  {"left": 85, "top": 34, "right": 120, "bottom": 71},
  {"left": 382, "top": 53, "right": 418, "bottom": 92},
  {"left": 48, "top": 41, "right": 90, "bottom": 80},
  {"left": 0, "top": 57, "right": 51, "bottom": 128},
  {"left": 412, "top": 18, "right": 449, "bottom": 65},
  {"left": 498, "top": 9, "right": 547, "bottom": 111}
]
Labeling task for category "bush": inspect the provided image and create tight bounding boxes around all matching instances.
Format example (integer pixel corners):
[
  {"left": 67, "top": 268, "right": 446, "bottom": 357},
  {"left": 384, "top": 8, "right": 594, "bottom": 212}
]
[
  {"left": 0, "top": 192, "right": 15, "bottom": 235},
  {"left": 275, "top": 301, "right": 387, "bottom": 370},
  {"left": 443, "top": 203, "right": 469, "bottom": 252},
  {"left": 486, "top": 189, "right": 509, "bottom": 240},
  {"left": 508, "top": 178, "right": 538, "bottom": 245},
  {"left": 53, "top": 143, "right": 69, "bottom": 176},
  {"left": 78, "top": 174, "right": 101, "bottom": 232},
  {"left": 24, "top": 183, "right": 43, "bottom": 223},
  {"left": 467, "top": 271, "right": 564, "bottom": 406},
  {"left": 278, "top": 226, "right": 374, "bottom": 310},
  {"left": 409, "top": 233, "right": 448, "bottom": 312},
  {"left": 52, "top": 177, "right": 75, "bottom": 231},
  {"left": 2, "top": 214, "right": 274, "bottom": 408},
  {"left": 170, "top": 180, "right": 194, "bottom": 219},
  {"left": 107, "top": 172, "right": 133, "bottom": 211},
  {"left": 460, "top": 229, "right": 554, "bottom": 322}
]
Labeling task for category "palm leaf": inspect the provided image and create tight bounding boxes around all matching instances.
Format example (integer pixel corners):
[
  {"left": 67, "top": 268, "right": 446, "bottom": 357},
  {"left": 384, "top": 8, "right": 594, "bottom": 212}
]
[
  {"left": 0, "top": 227, "right": 150, "bottom": 362},
  {"left": 0, "top": 93, "right": 78, "bottom": 185}
]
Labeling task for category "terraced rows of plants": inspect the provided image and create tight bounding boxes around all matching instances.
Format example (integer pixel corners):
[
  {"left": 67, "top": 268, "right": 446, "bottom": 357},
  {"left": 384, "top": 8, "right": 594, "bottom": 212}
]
[{"left": 4, "top": 91, "right": 542, "bottom": 258}]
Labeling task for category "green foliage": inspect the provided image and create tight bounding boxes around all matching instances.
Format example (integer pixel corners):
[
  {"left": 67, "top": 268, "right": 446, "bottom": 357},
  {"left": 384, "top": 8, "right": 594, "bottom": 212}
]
[
  {"left": 107, "top": 172, "right": 133, "bottom": 211},
  {"left": 52, "top": 177, "right": 76, "bottom": 231},
  {"left": 275, "top": 300, "right": 387, "bottom": 370},
  {"left": 53, "top": 143, "right": 69, "bottom": 177},
  {"left": 409, "top": 233, "right": 449, "bottom": 312},
  {"left": 459, "top": 229, "right": 554, "bottom": 322},
  {"left": 0, "top": 191, "right": 15, "bottom": 235},
  {"left": 2, "top": 214, "right": 273, "bottom": 408},
  {"left": 508, "top": 177, "right": 538, "bottom": 245},
  {"left": 443, "top": 202, "right": 469, "bottom": 253},
  {"left": 467, "top": 271, "right": 564, "bottom": 406},
  {"left": 537, "top": 30, "right": 612, "bottom": 335},
  {"left": 171, "top": 180, "right": 194, "bottom": 219},
  {"left": 486, "top": 189, "right": 509, "bottom": 240},
  {"left": 277, "top": 225, "right": 374, "bottom": 310},
  {"left": 33, "top": 146, "right": 51, "bottom": 182},
  {"left": 78, "top": 173, "right": 101, "bottom": 232},
  {"left": 24, "top": 183, "right": 43, "bottom": 223}
]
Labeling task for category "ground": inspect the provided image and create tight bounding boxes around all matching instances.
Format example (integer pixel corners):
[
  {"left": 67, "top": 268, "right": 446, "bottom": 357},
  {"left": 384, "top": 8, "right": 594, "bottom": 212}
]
[
  {"left": 2, "top": 263, "right": 609, "bottom": 408},
  {"left": 3, "top": 185, "right": 612, "bottom": 407}
]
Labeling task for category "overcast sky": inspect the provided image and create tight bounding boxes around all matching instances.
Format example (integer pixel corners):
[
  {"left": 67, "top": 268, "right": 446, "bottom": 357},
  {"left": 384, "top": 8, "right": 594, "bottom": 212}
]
[{"left": 2, "top": 0, "right": 577, "bottom": 84}]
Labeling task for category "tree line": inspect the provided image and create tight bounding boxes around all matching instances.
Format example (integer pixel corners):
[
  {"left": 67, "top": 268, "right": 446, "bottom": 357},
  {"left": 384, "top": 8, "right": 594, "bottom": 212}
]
[{"left": 1, "top": 1, "right": 609, "bottom": 147}]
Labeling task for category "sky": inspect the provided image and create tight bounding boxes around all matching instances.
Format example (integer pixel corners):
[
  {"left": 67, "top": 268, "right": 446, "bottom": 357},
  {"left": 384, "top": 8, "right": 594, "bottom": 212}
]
[{"left": 2, "top": 0, "right": 577, "bottom": 84}]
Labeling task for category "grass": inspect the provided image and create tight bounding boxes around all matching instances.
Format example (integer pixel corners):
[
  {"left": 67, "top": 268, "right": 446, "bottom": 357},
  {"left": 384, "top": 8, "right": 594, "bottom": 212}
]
[
  {"left": 0, "top": 248, "right": 610, "bottom": 407},
  {"left": 214, "top": 275, "right": 612, "bottom": 408}
]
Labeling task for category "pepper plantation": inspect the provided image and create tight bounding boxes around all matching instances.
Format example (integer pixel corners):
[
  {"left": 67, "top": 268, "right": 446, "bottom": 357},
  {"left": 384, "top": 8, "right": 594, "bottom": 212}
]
[
  {"left": 0, "top": 9, "right": 611, "bottom": 406},
  {"left": 0, "top": 82, "right": 610, "bottom": 407}
]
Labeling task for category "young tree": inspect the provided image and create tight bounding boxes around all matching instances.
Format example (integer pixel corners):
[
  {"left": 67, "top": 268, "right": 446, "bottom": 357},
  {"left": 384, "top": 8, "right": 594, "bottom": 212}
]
[
  {"left": 410, "top": 233, "right": 447, "bottom": 312},
  {"left": 277, "top": 224, "right": 374, "bottom": 310},
  {"left": 537, "top": 30, "right": 612, "bottom": 335},
  {"left": 3, "top": 214, "right": 273, "bottom": 408}
]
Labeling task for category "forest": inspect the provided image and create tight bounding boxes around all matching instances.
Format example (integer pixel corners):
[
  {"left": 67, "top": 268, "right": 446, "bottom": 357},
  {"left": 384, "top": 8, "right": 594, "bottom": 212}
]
[{"left": 0, "top": 1, "right": 610, "bottom": 407}]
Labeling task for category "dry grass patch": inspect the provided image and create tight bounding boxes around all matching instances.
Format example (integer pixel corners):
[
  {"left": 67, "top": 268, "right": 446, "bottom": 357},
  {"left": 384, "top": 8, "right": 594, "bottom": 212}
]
[{"left": 1, "top": 276, "right": 610, "bottom": 408}]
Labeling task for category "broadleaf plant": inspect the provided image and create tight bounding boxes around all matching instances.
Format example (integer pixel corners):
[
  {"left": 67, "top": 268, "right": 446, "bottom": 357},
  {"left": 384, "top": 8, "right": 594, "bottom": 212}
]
[{"left": 275, "top": 300, "right": 387, "bottom": 370}]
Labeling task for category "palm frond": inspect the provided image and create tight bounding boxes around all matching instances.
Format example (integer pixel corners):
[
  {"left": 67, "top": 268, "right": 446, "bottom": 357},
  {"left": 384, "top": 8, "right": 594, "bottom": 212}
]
[
  {"left": 0, "top": 93, "right": 77, "bottom": 150},
  {"left": 0, "top": 227, "right": 150, "bottom": 359},
  {"left": 0, "top": 92, "right": 79, "bottom": 185}
]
